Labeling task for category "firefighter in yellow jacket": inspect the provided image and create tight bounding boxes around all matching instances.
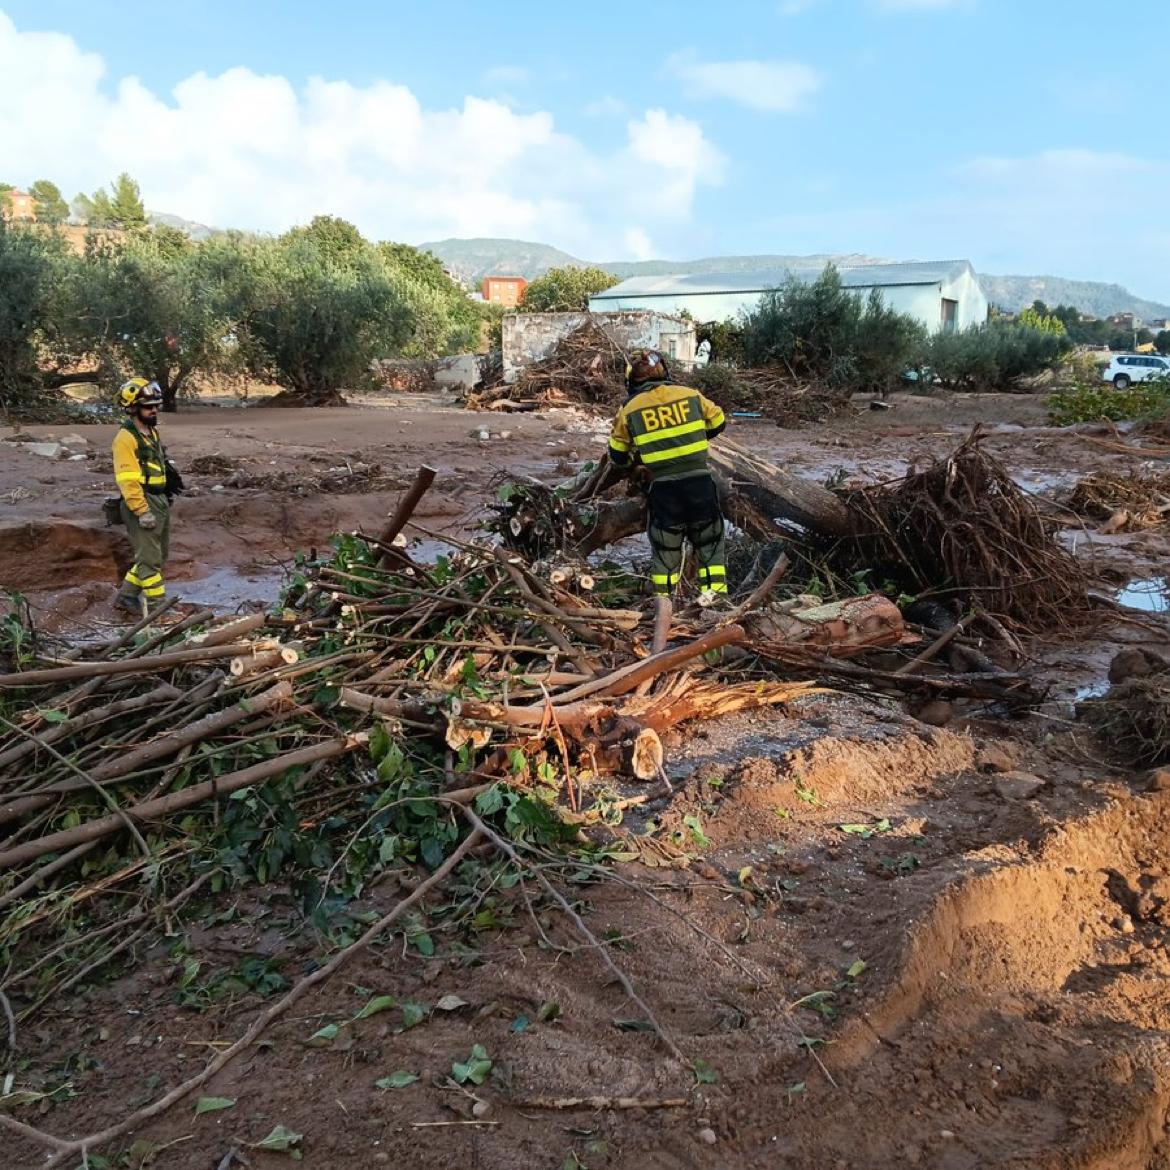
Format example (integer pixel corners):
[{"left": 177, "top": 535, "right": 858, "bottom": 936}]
[
  {"left": 112, "top": 378, "right": 173, "bottom": 614},
  {"left": 607, "top": 351, "right": 728, "bottom": 598}
]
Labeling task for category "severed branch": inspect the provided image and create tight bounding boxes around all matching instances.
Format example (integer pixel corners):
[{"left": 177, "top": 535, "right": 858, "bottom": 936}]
[
  {"left": 1, "top": 829, "right": 485, "bottom": 1169},
  {"left": 459, "top": 803, "right": 686, "bottom": 1065}
]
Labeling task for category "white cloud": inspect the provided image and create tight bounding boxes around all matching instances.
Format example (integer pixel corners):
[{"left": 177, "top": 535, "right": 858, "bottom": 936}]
[
  {"left": 624, "top": 227, "right": 655, "bottom": 261},
  {"left": 0, "top": 11, "right": 722, "bottom": 259},
  {"left": 668, "top": 52, "right": 822, "bottom": 112}
]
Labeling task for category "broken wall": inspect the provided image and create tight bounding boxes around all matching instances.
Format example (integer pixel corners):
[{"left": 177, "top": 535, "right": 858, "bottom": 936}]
[{"left": 502, "top": 311, "right": 696, "bottom": 383}]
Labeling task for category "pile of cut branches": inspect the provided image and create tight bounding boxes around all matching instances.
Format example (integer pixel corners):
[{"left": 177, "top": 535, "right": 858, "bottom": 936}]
[
  {"left": 1082, "top": 676, "right": 1170, "bottom": 768},
  {"left": 694, "top": 364, "right": 854, "bottom": 427},
  {"left": 0, "top": 505, "right": 824, "bottom": 1023},
  {"left": 844, "top": 434, "right": 1098, "bottom": 633},
  {"left": 469, "top": 319, "right": 630, "bottom": 412}
]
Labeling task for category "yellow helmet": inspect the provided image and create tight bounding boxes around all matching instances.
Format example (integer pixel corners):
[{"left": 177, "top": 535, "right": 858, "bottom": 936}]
[{"left": 118, "top": 378, "right": 163, "bottom": 410}]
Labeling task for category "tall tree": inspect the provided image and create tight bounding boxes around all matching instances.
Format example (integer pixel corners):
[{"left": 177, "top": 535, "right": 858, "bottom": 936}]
[
  {"left": 280, "top": 216, "right": 367, "bottom": 267},
  {"left": 28, "top": 179, "right": 69, "bottom": 225},
  {"left": 520, "top": 265, "right": 619, "bottom": 313},
  {"left": 109, "top": 172, "right": 147, "bottom": 230},
  {"left": 243, "top": 233, "right": 417, "bottom": 405},
  {"left": 72, "top": 189, "right": 114, "bottom": 227},
  {"left": 73, "top": 174, "right": 146, "bottom": 230}
]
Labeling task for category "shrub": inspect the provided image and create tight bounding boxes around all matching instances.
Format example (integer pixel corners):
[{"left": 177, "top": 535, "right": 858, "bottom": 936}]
[
  {"left": 925, "top": 322, "right": 1071, "bottom": 392},
  {"left": 1047, "top": 375, "right": 1170, "bottom": 425},
  {"left": 0, "top": 221, "right": 67, "bottom": 414},
  {"left": 520, "top": 266, "right": 618, "bottom": 313},
  {"left": 739, "top": 266, "right": 925, "bottom": 393}
]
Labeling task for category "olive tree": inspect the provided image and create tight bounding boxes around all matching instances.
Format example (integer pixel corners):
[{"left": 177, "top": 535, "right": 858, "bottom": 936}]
[
  {"left": 741, "top": 266, "right": 925, "bottom": 393},
  {"left": 0, "top": 221, "right": 67, "bottom": 413},
  {"left": 242, "top": 233, "right": 418, "bottom": 405},
  {"left": 58, "top": 230, "right": 253, "bottom": 411},
  {"left": 520, "top": 265, "right": 619, "bottom": 312}
]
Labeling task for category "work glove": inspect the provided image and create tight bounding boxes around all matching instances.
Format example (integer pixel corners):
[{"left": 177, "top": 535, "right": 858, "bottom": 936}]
[{"left": 137, "top": 510, "right": 158, "bottom": 530}]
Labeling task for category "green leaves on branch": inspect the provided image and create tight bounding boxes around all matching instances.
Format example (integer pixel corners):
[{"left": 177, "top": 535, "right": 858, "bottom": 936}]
[{"left": 519, "top": 265, "right": 619, "bottom": 313}]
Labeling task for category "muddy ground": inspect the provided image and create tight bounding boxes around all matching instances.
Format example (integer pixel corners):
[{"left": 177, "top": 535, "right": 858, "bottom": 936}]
[{"left": 3, "top": 389, "right": 1170, "bottom": 1169}]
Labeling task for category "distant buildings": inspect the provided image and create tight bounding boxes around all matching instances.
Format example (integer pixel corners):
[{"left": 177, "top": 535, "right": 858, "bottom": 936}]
[
  {"left": 482, "top": 276, "right": 527, "bottom": 308},
  {"left": 1, "top": 189, "right": 37, "bottom": 221},
  {"left": 589, "top": 260, "right": 988, "bottom": 335}
]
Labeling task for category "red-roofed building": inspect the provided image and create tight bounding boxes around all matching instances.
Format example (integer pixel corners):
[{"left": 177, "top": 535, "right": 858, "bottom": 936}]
[{"left": 482, "top": 276, "right": 527, "bottom": 308}]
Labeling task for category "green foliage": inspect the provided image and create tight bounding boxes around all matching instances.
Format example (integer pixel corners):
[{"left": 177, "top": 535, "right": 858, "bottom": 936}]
[
  {"left": 242, "top": 230, "right": 416, "bottom": 404},
  {"left": 74, "top": 173, "right": 147, "bottom": 230},
  {"left": 1047, "top": 376, "right": 1170, "bottom": 424},
  {"left": 1156, "top": 330, "right": 1170, "bottom": 356},
  {"left": 1017, "top": 306, "right": 1066, "bottom": 335},
  {"left": 0, "top": 591, "right": 35, "bottom": 668},
  {"left": 57, "top": 230, "right": 253, "bottom": 410},
  {"left": 451, "top": 1043, "right": 492, "bottom": 1084},
  {"left": 0, "top": 220, "right": 67, "bottom": 412},
  {"left": 740, "top": 266, "right": 926, "bottom": 393},
  {"left": 696, "top": 319, "right": 745, "bottom": 365},
  {"left": 520, "top": 265, "right": 619, "bottom": 313},
  {"left": 28, "top": 179, "right": 69, "bottom": 225},
  {"left": 923, "top": 320, "right": 1071, "bottom": 392}
]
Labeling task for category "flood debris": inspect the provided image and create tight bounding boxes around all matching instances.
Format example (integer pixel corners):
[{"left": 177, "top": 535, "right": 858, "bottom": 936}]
[{"left": 1064, "top": 468, "right": 1170, "bottom": 533}]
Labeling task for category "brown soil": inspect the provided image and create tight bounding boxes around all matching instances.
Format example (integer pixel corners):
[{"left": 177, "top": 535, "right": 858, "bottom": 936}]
[{"left": 4, "top": 389, "right": 1170, "bottom": 1169}]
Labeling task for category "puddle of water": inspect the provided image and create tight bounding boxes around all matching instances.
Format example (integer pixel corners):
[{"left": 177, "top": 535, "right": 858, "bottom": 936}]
[
  {"left": 407, "top": 537, "right": 459, "bottom": 564},
  {"left": 1012, "top": 472, "right": 1069, "bottom": 496},
  {"left": 179, "top": 566, "right": 284, "bottom": 612},
  {"left": 1116, "top": 577, "right": 1169, "bottom": 614}
]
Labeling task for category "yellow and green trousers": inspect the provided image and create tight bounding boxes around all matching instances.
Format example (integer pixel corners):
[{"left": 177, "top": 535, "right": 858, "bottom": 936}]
[
  {"left": 116, "top": 495, "right": 171, "bottom": 609},
  {"left": 646, "top": 473, "right": 727, "bottom": 597}
]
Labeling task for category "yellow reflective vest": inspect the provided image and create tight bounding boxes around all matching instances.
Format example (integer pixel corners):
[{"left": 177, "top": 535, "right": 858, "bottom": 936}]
[
  {"left": 608, "top": 382, "right": 726, "bottom": 482},
  {"left": 112, "top": 420, "right": 167, "bottom": 516}
]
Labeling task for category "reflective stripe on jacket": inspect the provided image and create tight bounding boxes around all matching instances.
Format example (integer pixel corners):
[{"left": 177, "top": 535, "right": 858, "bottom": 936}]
[
  {"left": 608, "top": 382, "right": 726, "bottom": 482},
  {"left": 112, "top": 421, "right": 167, "bottom": 515}
]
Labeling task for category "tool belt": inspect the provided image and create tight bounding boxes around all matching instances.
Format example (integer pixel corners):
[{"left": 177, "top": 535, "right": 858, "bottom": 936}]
[
  {"left": 102, "top": 496, "right": 124, "bottom": 526},
  {"left": 164, "top": 459, "right": 185, "bottom": 500}
]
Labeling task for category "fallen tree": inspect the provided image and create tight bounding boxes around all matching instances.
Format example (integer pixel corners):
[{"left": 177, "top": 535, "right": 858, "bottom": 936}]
[{"left": 489, "top": 431, "right": 1099, "bottom": 634}]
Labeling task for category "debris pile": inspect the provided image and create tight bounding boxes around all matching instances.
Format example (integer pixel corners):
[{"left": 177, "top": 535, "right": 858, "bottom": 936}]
[
  {"left": 467, "top": 322, "right": 855, "bottom": 426},
  {"left": 1064, "top": 469, "right": 1170, "bottom": 533},
  {"left": 1082, "top": 675, "right": 1170, "bottom": 768},
  {"left": 469, "top": 320, "right": 629, "bottom": 412},
  {"left": 186, "top": 456, "right": 411, "bottom": 496},
  {"left": 0, "top": 493, "right": 843, "bottom": 1019},
  {"left": 692, "top": 364, "right": 854, "bottom": 427},
  {"left": 844, "top": 434, "right": 1097, "bottom": 633}
]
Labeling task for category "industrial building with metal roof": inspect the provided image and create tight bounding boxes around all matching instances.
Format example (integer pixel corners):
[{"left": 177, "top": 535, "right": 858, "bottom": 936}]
[{"left": 589, "top": 259, "right": 988, "bottom": 334}]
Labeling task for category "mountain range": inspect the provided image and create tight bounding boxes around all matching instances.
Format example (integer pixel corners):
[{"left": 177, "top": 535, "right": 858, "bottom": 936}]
[
  {"left": 420, "top": 237, "right": 1170, "bottom": 320},
  {"left": 141, "top": 218, "right": 1169, "bottom": 320}
]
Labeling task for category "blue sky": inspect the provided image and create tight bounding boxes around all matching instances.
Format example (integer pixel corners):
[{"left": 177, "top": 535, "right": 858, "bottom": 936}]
[{"left": 2, "top": 1, "right": 1168, "bottom": 299}]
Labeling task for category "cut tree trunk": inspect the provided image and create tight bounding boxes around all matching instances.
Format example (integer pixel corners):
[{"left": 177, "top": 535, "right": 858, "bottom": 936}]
[
  {"left": 500, "top": 442, "right": 858, "bottom": 558},
  {"left": 708, "top": 440, "right": 856, "bottom": 538}
]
